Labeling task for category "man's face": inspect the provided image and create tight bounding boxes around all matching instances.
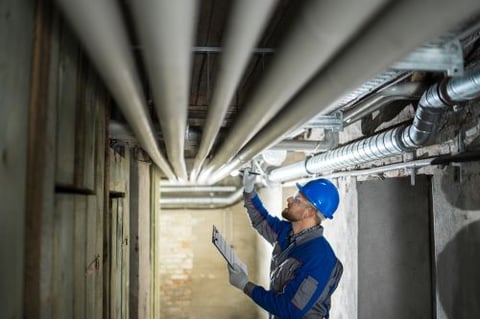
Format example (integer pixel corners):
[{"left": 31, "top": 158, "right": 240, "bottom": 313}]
[{"left": 282, "top": 192, "right": 313, "bottom": 222}]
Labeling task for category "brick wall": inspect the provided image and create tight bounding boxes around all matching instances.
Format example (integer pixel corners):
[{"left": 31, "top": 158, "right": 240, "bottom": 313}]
[{"left": 159, "top": 203, "right": 258, "bottom": 319}]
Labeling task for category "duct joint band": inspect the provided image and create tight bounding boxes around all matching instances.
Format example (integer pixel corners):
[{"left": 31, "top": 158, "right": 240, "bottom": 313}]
[
  {"left": 438, "top": 78, "right": 457, "bottom": 106},
  {"left": 304, "top": 155, "right": 317, "bottom": 176}
]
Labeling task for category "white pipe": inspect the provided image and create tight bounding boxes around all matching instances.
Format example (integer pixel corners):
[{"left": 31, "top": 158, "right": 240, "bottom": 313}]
[
  {"left": 201, "top": 0, "right": 393, "bottom": 178},
  {"left": 54, "top": 0, "right": 175, "bottom": 179},
  {"left": 160, "top": 186, "right": 238, "bottom": 193},
  {"left": 160, "top": 188, "right": 244, "bottom": 209},
  {"left": 206, "top": 0, "right": 480, "bottom": 185},
  {"left": 129, "top": 0, "right": 198, "bottom": 181},
  {"left": 190, "top": 0, "right": 277, "bottom": 181},
  {"left": 269, "top": 130, "right": 338, "bottom": 152}
]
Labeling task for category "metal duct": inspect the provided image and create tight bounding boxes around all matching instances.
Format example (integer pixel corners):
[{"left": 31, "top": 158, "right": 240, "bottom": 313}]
[
  {"left": 129, "top": 0, "right": 198, "bottom": 181},
  {"left": 207, "top": 0, "right": 480, "bottom": 185},
  {"left": 269, "top": 67, "right": 480, "bottom": 182},
  {"left": 160, "top": 188, "right": 244, "bottom": 209},
  {"left": 283, "top": 157, "right": 435, "bottom": 187},
  {"left": 199, "top": 0, "right": 393, "bottom": 180},
  {"left": 343, "top": 82, "right": 427, "bottom": 125},
  {"left": 54, "top": 0, "right": 175, "bottom": 179},
  {"left": 190, "top": 0, "right": 277, "bottom": 181}
]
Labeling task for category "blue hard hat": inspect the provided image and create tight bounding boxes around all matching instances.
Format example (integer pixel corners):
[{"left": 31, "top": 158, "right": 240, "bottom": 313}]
[{"left": 296, "top": 179, "right": 339, "bottom": 219}]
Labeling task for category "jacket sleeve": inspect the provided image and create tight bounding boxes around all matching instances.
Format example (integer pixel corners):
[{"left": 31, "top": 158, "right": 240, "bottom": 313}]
[
  {"left": 243, "top": 191, "right": 288, "bottom": 245},
  {"left": 244, "top": 257, "right": 343, "bottom": 319}
]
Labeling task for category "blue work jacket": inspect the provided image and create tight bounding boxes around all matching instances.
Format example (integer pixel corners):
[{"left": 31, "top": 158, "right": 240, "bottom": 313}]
[{"left": 243, "top": 192, "right": 343, "bottom": 319}]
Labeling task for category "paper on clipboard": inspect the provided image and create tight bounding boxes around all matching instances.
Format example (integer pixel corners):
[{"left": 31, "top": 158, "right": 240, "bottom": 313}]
[{"left": 212, "top": 225, "right": 247, "bottom": 274}]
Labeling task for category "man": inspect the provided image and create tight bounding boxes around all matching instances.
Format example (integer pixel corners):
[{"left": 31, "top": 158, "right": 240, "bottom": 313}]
[{"left": 227, "top": 169, "right": 343, "bottom": 319}]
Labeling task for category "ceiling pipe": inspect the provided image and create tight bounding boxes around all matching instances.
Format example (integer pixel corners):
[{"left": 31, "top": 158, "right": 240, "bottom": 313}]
[
  {"left": 129, "top": 0, "right": 198, "bottom": 181},
  {"left": 269, "top": 67, "right": 480, "bottom": 182},
  {"left": 198, "top": 0, "right": 393, "bottom": 181},
  {"left": 160, "top": 186, "right": 238, "bottom": 193},
  {"left": 206, "top": 0, "right": 480, "bottom": 185},
  {"left": 268, "top": 130, "right": 339, "bottom": 152},
  {"left": 54, "top": 0, "right": 175, "bottom": 179},
  {"left": 283, "top": 157, "right": 435, "bottom": 187},
  {"left": 160, "top": 188, "right": 244, "bottom": 209},
  {"left": 190, "top": 0, "right": 278, "bottom": 181},
  {"left": 343, "top": 82, "right": 427, "bottom": 125}
]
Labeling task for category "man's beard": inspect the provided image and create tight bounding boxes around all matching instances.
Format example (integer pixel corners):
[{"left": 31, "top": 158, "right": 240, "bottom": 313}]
[{"left": 282, "top": 207, "right": 301, "bottom": 222}]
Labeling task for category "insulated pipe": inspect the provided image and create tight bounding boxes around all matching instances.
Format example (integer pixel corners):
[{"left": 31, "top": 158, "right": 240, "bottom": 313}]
[
  {"left": 343, "top": 82, "right": 427, "bottom": 125},
  {"left": 268, "top": 130, "right": 339, "bottom": 152},
  {"left": 129, "top": 0, "right": 198, "bottom": 181},
  {"left": 54, "top": 0, "right": 175, "bottom": 180},
  {"left": 199, "top": 0, "right": 393, "bottom": 179},
  {"left": 269, "top": 67, "right": 480, "bottom": 182},
  {"left": 206, "top": 0, "right": 480, "bottom": 185},
  {"left": 160, "top": 186, "right": 238, "bottom": 193},
  {"left": 160, "top": 188, "right": 244, "bottom": 209},
  {"left": 190, "top": 0, "right": 277, "bottom": 181}
]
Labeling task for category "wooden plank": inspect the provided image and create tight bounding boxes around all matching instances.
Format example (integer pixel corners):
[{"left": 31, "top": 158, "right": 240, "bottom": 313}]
[
  {"left": 109, "top": 145, "right": 129, "bottom": 194},
  {"left": 52, "top": 195, "right": 74, "bottom": 319},
  {"left": 0, "top": 0, "right": 34, "bottom": 316},
  {"left": 73, "top": 195, "right": 87, "bottom": 318},
  {"left": 72, "top": 195, "right": 88, "bottom": 318},
  {"left": 116, "top": 199, "right": 124, "bottom": 319},
  {"left": 74, "top": 61, "right": 97, "bottom": 191},
  {"left": 95, "top": 80, "right": 108, "bottom": 319},
  {"left": 151, "top": 166, "right": 162, "bottom": 318},
  {"left": 22, "top": 0, "right": 57, "bottom": 318},
  {"left": 85, "top": 195, "right": 97, "bottom": 318},
  {"left": 129, "top": 158, "right": 152, "bottom": 319},
  {"left": 55, "top": 20, "right": 78, "bottom": 187},
  {"left": 121, "top": 195, "right": 130, "bottom": 318},
  {"left": 103, "top": 198, "right": 112, "bottom": 319},
  {"left": 110, "top": 199, "right": 119, "bottom": 318}
]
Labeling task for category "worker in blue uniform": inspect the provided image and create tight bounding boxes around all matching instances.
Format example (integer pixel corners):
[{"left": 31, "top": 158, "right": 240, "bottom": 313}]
[{"left": 227, "top": 168, "right": 343, "bottom": 319}]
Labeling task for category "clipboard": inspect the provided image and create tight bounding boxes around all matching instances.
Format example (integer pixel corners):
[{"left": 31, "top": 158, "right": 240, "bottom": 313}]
[{"left": 212, "top": 225, "right": 247, "bottom": 274}]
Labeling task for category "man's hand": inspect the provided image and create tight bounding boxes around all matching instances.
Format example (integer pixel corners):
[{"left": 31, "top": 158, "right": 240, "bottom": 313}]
[
  {"left": 228, "top": 264, "right": 249, "bottom": 291},
  {"left": 242, "top": 168, "right": 257, "bottom": 193}
]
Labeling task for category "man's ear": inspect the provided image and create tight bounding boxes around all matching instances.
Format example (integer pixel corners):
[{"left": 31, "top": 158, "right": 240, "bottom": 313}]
[{"left": 307, "top": 206, "right": 317, "bottom": 218}]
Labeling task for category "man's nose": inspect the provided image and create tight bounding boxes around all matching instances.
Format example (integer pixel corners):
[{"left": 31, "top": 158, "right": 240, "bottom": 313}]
[{"left": 287, "top": 196, "right": 293, "bottom": 204}]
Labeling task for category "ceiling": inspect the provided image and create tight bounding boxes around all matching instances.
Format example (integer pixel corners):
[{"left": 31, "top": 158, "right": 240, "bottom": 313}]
[{"left": 55, "top": 0, "right": 480, "bottom": 207}]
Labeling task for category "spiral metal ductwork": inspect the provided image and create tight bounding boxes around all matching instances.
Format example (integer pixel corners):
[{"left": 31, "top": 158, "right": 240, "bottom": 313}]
[{"left": 269, "top": 67, "right": 480, "bottom": 182}]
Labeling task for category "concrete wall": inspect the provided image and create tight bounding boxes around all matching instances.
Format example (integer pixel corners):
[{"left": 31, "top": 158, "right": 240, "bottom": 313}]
[
  {"left": 324, "top": 177, "right": 359, "bottom": 319},
  {"left": 159, "top": 201, "right": 258, "bottom": 318},
  {"left": 432, "top": 162, "right": 480, "bottom": 319},
  {"left": 357, "top": 176, "right": 432, "bottom": 319}
]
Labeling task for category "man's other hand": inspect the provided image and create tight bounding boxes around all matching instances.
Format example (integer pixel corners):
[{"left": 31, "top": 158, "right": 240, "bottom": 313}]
[{"left": 242, "top": 168, "right": 257, "bottom": 193}]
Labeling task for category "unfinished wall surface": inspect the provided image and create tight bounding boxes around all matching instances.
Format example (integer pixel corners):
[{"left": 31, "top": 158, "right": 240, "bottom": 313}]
[
  {"left": 323, "top": 177, "right": 358, "bottom": 319},
  {"left": 159, "top": 201, "right": 258, "bottom": 319},
  {"left": 432, "top": 162, "right": 480, "bottom": 319},
  {"left": 357, "top": 176, "right": 432, "bottom": 319},
  {"left": 130, "top": 158, "right": 152, "bottom": 319}
]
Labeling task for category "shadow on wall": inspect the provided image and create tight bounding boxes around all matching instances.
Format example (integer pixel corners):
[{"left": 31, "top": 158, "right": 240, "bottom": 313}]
[
  {"left": 437, "top": 221, "right": 480, "bottom": 319},
  {"left": 440, "top": 166, "right": 480, "bottom": 210}
]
